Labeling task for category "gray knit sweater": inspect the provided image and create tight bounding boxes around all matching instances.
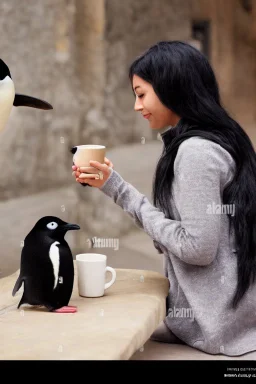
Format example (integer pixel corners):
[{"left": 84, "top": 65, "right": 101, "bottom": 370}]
[{"left": 99, "top": 135, "right": 256, "bottom": 356}]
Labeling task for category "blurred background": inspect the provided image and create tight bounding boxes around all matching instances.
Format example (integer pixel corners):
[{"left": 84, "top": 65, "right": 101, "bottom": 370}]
[{"left": 0, "top": 0, "right": 255, "bottom": 278}]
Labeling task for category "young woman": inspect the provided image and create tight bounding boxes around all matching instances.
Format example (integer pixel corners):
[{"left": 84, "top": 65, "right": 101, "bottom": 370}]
[{"left": 72, "top": 41, "right": 256, "bottom": 357}]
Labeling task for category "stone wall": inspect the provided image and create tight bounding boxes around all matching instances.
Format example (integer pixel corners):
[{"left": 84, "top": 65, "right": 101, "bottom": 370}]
[
  {"left": 191, "top": 0, "right": 256, "bottom": 146},
  {"left": 104, "top": 0, "right": 191, "bottom": 144},
  {"left": 233, "top": 0, "right": 256, "bottom": 140},
  {"left": 0, "top": 0, "right": 81, "bottom": 199},
  {"left": 0, "top": 0, "right": 108, "bottom": 201}
]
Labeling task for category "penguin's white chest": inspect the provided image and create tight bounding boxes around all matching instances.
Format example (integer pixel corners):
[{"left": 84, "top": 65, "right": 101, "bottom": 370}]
[
  {"left": 49, "top": 241, "right": 60, "bottom": 289},
  {"left": 0, "top": 76, "right": 15, "bottom": 133}
]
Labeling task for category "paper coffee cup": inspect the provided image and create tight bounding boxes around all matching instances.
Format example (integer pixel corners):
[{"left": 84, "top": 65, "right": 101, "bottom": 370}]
[{"left": 72, "top": 145, "right": 106, "bottom": 173}]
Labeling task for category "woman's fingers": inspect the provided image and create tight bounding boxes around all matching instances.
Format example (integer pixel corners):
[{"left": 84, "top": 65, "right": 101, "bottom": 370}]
[
  {"left": 73, "top": 158, "right": 114, "bottom": 173},
  {"left": 72, "top": 158, "right": 113, "bottom": 189},
  {"left": 89, "top": 160, "right": 109, "bottom": 172},
  {"left": 78, "top": 173, "right": 100, "bottom": 179},
  {"left": 76, "top": 178, "right": 92, "bottom": 184},
  {"left": 72, "top": 171, "right": 81, "bottom": 177},
  {"left": 77, "top": 166, "right": 97, "bottom": 173},
  {"left": 104, "top": 157, "right": 114, "bottom": 168},
  {"left": 72, "top": 170, "right": 99, "bottom": 180},
  {"left": 72, "top": 160, "right": 112, "bottom": 188}
]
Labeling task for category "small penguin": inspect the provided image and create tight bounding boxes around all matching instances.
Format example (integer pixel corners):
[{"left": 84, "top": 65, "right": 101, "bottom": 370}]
[
  {"left": 0, "top": 58, "right": 53, "bottom": 133},
  {"left": 12, "top": 216, "right": 80, "bottom": 313}
]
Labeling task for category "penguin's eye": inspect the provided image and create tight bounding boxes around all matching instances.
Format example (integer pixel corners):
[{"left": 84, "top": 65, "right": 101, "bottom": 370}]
[{"left": 46, "top": 222, "right": 58, "bottom": 230}]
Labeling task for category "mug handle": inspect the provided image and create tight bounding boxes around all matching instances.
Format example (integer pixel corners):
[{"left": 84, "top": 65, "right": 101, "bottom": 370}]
[{"left": 105, "top": 266, "right": 116, "bottom": 290}]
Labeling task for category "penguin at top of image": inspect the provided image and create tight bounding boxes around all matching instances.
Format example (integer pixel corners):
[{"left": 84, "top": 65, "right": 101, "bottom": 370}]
[
  {"left": 0, "top": 57, "right": 53, "bottom": 133},
  {"left": 12, "top": 216, "right": 80, "bottom": 314}
]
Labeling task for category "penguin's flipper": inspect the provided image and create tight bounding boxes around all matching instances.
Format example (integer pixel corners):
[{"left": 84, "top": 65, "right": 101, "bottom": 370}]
[
  {"left": 13, "top": 94, "right": 53, "bottom": 110},
  {"left": 17, "top": 291, "right": 27, "bottom": 309},
  {"left": 12, "top": 275, "right": 24, "bottom": 297},
  {"left": 12, "top": 276, "right": 27, "bottom": 309}
]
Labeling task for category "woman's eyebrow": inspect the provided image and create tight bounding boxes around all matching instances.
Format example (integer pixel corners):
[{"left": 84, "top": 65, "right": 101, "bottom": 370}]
[{"left": 134, "top": 86, "right": 141, "bottom": 91}]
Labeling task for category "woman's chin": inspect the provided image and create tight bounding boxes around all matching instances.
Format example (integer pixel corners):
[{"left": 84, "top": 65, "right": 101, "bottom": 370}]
[{"left": 148, "top": 121, "right": 159, "bottom": 130}]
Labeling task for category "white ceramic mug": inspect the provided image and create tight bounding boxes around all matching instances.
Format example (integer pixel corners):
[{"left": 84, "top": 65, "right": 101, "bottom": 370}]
[{"left": 76, "top": 253, "right": 116, "bottom": 297}]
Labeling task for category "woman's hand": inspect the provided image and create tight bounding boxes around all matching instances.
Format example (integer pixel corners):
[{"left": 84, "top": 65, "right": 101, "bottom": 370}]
[{"left": 72, "top": 157, "right": 114, "bottom": 188}]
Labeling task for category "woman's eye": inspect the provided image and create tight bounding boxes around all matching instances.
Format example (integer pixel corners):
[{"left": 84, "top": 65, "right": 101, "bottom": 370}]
[{"left": 138, "top": 94, "right": 144, "bottom": 98}]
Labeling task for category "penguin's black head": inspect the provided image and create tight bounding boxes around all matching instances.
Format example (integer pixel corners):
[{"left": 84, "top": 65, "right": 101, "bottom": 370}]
[
  {"left": 0, "top": 59, "right": 11, "bottom": 81},
  {"left": 32, "top": 216, "right": 80, "bottom": 239}
]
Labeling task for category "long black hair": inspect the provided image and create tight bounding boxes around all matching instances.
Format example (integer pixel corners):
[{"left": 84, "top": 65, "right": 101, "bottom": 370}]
[{"left": 128, "top": 41, "right": 256, "bottom": 310}]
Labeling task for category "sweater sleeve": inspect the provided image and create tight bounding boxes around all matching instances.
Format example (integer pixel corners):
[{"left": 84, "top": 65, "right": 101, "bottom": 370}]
[{"left": 99, "top": 138, "right": 232, "bottom": 266}]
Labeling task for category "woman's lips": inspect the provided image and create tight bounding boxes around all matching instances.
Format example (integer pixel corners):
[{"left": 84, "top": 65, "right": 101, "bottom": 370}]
[{"left": 143, "top": 114, "right": 151, "bottom": 119}]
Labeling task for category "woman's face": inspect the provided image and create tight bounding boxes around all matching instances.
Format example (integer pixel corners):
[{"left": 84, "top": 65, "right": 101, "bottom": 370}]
[{"left": 132, "top": 74, "right": 180, "bottom": 129}]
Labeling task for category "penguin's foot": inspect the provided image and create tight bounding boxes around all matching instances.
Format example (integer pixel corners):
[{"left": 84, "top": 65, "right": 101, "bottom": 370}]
[{"left": 53, "top": 306, "right": 77, "bottom": 313}]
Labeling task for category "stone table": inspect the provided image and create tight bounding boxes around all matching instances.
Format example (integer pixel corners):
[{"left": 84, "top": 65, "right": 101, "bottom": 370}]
[{"left": 0, "top": 263, "right": 169, "bottom": 360}]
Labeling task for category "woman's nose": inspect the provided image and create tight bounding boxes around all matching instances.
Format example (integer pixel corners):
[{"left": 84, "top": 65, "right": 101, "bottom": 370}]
[{"left": 134, "top": 98, "right": 143, "bottom": 112}]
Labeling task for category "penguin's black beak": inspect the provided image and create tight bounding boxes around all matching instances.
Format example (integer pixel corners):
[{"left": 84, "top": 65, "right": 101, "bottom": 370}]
[
  {"left": 61, "top": 224, "right": 80, "bottom": 231},
  {"left": 13, "top": 94, "right": 53, "bottom": 110}
]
